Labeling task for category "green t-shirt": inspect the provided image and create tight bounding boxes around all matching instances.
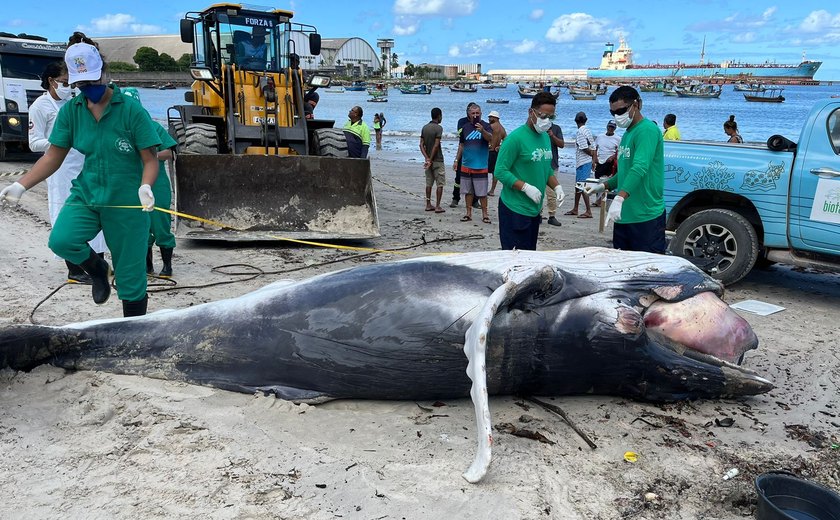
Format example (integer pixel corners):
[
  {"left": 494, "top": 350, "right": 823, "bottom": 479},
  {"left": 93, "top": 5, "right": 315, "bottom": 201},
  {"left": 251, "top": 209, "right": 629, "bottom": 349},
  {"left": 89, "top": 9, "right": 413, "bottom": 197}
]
[
  {"left": 50, "top": 85, "right": 161, "bottom": 206},
  {"left": 494, "top": 124, "right": 553, "bottom": 217},
  {"left": 606, "top": 118, "right": 665, "bottom": 224}
]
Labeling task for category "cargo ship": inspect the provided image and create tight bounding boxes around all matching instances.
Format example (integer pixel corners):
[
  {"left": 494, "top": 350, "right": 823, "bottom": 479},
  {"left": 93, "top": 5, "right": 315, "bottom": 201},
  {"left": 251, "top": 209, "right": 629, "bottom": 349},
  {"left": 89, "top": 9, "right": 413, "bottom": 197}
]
[{"left": 586, "top": 38, "right": 821, "bottom": 85}]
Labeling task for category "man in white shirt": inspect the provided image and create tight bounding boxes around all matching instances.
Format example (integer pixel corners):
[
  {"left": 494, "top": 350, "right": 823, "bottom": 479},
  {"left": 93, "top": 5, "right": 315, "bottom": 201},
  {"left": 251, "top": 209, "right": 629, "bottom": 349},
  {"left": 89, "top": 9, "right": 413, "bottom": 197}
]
[
  {"left": 592, "top": 120, "right": 621, "bottom": 206},
  {"left": 565, "top": 111, "right": 595, "bottom": 218}
]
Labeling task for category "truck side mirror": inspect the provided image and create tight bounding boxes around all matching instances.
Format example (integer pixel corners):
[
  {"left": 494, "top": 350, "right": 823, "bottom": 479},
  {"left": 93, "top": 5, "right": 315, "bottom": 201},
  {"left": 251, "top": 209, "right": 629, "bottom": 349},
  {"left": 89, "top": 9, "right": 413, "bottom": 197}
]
[
  {"left": 767, "top": 134, "right": 796, "bottom": 152},
  {"left": 180, "top": 19, "right": 194, "bottom": 44},
  {"left": 309, "top": 33, "right": 321, "bottom": 56}
]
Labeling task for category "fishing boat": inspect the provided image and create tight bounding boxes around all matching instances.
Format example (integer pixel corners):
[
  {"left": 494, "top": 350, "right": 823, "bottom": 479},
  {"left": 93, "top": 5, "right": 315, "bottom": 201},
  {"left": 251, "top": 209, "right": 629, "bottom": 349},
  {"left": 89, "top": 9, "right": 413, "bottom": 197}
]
[
  {"left": 517, "top": 83, "right": 560, "bottom": 99},
  {"left": 157, "top": 82, "right": 176, "bottom": 90},
  {"left": 571, "top": 93, "right": 597, "bottom": 101},
  {"left": 399, "top": 83, "right": 431, "bottom": 94},
  {"left": 734, "top": 82, "right": 767, "bottom": 93},
  {"left": 323, "top": 87, "right": 345, "bottom": 94},
  {"left": 486, "top": 99, "right": 509, "bottom": 104},
  {"left": 345, "top": 80, "right": 368, "bottom": 92},
  {"left": 744, "top": 88, "right": 785, "bottom": 103},
  {"left": 367, "top": 96, "right": 388, "bottom": 103},
  {"left": 450, "top": 82, "right": 478, "bottom": 93},
  {"left": 675, "top": 83, "right": 722, "bottom": 98},
  {"left": 366, "top": 83, "right": 388, "bottom": 97}
]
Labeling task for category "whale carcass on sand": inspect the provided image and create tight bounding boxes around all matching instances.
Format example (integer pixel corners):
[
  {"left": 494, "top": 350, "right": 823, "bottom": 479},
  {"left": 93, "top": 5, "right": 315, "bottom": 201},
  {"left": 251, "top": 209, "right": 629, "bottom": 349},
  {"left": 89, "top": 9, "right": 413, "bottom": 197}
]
[{"left": 0, "top": 247, "right": 773, "bottom": 483}]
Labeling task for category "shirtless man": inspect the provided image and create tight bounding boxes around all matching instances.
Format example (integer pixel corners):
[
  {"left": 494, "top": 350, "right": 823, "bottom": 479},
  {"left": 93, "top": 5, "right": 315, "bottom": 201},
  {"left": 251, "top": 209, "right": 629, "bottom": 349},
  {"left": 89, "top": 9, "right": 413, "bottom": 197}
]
[{"left": 486, "top": 111, "right": 507, "bottom": 197}]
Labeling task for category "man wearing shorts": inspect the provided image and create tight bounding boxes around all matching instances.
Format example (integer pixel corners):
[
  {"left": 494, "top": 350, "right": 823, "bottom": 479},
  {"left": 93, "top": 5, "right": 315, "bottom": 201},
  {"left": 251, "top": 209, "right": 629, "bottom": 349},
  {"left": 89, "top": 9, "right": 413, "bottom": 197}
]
[
  {"left": 420, "top": 107, "right": 446, "bottom": 213},
  {"left": 565, "top": 111, "right": 595, "bottom": 218},
  {"left": 455, "top": 103, "right": 492, "bottom": 223}
]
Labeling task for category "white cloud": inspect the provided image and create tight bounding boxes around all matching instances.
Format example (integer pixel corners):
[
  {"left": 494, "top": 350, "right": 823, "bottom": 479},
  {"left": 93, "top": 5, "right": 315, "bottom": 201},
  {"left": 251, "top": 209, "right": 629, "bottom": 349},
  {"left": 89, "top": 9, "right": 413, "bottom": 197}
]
[
  {"left": 690, "top": 7, "right": 778, "bottom": 32},
  {"left": 799, "top": 10, "right": 840, "bottom": 33},
  {"left": 545, "top": 13, "right": 612, "bottom": 43},
  {"left": 733, "top": 32, "right": 756, "bottom": 43},
  {"left": 530, "top": 9, "right": 544, "bottom": 21},
  {"left": 7, "top": 19, "right": 26, "bottom": 28},
  {"left": 455, "top": 38, "right": 496, "bottom": 57},
  {"left": 394, "top": 0, "right": 476, "bottom": 16},
  {"left": 77, "top": 13, "right": 161, "bottom": 35},
  {"left": 762, "top": 7, "right": 777, "bottom": 20},
  {"left": 393, "top": 16, "right": 420, "bottom": 36},
  {"left": 512, "top": 39, "right": 538, "bottom": 54},
  {"left": 448, "top": 45, "right": 460, "bottom": 57}
]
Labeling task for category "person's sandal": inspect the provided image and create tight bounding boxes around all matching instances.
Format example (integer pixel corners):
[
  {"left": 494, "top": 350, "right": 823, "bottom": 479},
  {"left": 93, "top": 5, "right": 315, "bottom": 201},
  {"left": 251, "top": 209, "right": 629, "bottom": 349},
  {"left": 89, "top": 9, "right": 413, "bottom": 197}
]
[
  {"left": 460, "top": 215, "right": 472, "bottom": 222},
  {"left": 482, "top": 216, "right": 491, "bottom": 224}
]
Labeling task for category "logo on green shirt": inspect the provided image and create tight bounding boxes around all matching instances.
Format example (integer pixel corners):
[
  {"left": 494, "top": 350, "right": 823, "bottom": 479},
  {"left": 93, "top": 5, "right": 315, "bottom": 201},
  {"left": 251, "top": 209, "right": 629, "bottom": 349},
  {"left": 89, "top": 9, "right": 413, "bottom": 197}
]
[{"left": 115, "top": 138, "right": 134, "bottom": 154}]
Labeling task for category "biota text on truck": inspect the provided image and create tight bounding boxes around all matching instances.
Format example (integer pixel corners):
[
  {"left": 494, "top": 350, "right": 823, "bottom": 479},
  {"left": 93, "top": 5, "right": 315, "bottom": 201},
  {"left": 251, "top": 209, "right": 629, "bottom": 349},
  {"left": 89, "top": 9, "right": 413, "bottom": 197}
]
[
  {"left": 0, "top": 34, "right": 65, "bottom": 159},
  {"left": 663, "top": 99, "right": 840, "bottom": 285},
  {"left": 167, "top": 3, "right": 379, "bottom": 241}
]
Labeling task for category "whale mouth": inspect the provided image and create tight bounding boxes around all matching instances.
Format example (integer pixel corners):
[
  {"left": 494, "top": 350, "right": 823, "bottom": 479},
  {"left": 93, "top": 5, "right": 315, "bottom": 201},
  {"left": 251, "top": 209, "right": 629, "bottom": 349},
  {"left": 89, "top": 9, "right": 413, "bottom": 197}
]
[
  {"left": 641, "top": 291, "right": 773, "bottom": 396},
  {"left": 643, "top": 291, "right": 757, "bottom": 364}
]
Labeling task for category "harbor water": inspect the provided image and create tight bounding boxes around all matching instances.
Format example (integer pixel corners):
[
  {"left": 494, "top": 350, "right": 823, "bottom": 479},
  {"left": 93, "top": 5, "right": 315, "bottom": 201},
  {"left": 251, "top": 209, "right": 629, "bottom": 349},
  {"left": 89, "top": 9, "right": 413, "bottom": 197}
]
[{"left": 136, "top": 83, "right": 839, "bottom": 155}]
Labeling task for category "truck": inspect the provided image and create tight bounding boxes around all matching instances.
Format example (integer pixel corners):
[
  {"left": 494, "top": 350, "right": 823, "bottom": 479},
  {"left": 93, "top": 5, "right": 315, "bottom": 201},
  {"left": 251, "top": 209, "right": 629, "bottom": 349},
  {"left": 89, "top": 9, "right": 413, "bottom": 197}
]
[
  {"left": 664, "top": 98, "right": 840, "bottom": 285},
  {"left": 0, "top": 33, "right": 66, "bottom": 160},
  {"left": 168, "top": 3, "right": 379, "bottom": 241}
]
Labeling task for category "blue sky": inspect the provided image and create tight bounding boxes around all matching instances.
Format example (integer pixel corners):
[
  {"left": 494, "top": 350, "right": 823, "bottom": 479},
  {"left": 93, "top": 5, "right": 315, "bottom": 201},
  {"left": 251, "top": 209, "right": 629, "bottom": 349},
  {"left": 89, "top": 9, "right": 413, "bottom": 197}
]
[{"left": 4, "top": 1, "right": 839, "bottom": 79}]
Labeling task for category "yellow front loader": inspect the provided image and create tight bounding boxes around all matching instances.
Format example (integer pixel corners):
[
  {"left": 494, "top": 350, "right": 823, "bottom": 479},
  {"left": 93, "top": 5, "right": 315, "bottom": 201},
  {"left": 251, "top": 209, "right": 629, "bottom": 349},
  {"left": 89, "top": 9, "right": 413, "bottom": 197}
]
[{"left": 167, "top": 3, "right": 378, "bottom": 240}]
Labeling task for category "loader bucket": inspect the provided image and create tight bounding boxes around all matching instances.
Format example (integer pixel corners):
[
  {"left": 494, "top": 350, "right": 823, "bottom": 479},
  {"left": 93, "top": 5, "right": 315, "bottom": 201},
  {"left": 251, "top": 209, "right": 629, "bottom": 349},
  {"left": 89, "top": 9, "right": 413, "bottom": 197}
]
[{"left": 172, "top": 154, "right": 379, "bottom": 241}]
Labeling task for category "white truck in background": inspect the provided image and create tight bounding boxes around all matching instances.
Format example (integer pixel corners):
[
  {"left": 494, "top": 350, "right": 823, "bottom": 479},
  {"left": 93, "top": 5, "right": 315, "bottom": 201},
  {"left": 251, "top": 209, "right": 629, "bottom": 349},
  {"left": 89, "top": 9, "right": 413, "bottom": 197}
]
[{"left": 0, "top": 33, "right": 66, "bottom": 160}]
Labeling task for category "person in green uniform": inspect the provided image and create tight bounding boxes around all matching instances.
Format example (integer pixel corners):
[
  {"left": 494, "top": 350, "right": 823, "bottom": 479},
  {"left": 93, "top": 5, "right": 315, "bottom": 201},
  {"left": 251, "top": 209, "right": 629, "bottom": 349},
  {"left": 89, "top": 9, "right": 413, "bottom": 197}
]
[
  {"left": 122, "top": 87, "right": 177, "bottom": 278},
  {"left": 493, "top": 91, "right": 562, "bottom": 250},
  {"left": 0, "top": 34, "right": 161, "bottom": 317},
  {"left": 586, "top": 86, "right": 666, "bottom": 254}
]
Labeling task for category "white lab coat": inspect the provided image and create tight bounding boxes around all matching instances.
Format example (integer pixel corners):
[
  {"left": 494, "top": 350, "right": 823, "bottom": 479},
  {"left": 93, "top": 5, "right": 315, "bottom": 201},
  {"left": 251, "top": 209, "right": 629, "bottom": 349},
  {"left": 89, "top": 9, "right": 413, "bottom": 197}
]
[{"left": 28, "top": 93, "right": 107, "bottom": 254}]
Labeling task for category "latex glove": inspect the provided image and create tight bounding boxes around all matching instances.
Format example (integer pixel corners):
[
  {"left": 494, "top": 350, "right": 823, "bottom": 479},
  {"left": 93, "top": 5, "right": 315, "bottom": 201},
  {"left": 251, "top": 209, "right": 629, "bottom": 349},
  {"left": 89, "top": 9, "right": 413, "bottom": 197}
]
[
  {"left": 584, "top": 183, "right": 607, "bottom": 196},
  {"left": 555, "top": 185, "right": 566, "bottom": 208},
  {"left": 138, "top": 184, "right": 155, "bottom": 212},
  {"left": 0, "top": 182, "right": 26, "bottom": 205},
  {"left": 606, "top": 195, "right": 624, "bottom": 226},
  {"left": 520, "top": 183, "right": 542, "bottom": 204}
]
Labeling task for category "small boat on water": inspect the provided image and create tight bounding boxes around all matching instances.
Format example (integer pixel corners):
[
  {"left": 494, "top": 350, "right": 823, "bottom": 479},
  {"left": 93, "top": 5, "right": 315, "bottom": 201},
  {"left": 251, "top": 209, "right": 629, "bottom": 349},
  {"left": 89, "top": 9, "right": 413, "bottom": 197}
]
[
  {"left": 517, "top": 84, "right": 560, "bottom": 99},
  {"left": 367, "top": 96, "right": 388, "bottom": 103},
  {"left": 399, "top": 83, "right": 431, "bottom": 95},
  {"left": 733, "top": 82, "right": 767, "bottom": 93},
  {"left": 345, "top": 80, "right": 368, "bottom": 92},
  {"left": 486, "top": 99, "right": 509, "bottom": 104},
  {"left": 675, "top": 83, "right": 722, "bottom": 98},
  {"left": 744, "top": 88, "right": 785, "bottom": 103},
  {"left": 324, "top": 87, "right": 345, "bottom": 94},
  {"left": 366, "top": 83, "right": 388, "bottom": 97},
  {"left": 157, "top": 82, "right": 176, "bottom": 90},
  {"left": 571, "top": 93, "right": 597, "bottom": 101},
  {"left": 450, "top": 82, "right": 478, "bottom": 93}
]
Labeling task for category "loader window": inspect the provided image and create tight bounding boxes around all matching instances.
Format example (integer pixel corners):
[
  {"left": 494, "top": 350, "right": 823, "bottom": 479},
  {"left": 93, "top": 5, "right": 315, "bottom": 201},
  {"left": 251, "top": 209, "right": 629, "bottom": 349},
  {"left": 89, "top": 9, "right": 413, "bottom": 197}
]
[{"left": 217, "top": 17, "right": 286, "bottom": 71}]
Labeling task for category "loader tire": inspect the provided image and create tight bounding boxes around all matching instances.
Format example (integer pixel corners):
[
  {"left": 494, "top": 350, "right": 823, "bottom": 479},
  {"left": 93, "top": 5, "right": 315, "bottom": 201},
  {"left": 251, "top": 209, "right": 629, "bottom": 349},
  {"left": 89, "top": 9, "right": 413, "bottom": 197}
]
[
  {"left": 312, "top": 128, "right": 349, "bottom": 157},
  {"left": 181, "top": 123, "right": 218, "bottom": 155},
  {"left": 169, "top": 121, "right": 186, "bottom": 150}
]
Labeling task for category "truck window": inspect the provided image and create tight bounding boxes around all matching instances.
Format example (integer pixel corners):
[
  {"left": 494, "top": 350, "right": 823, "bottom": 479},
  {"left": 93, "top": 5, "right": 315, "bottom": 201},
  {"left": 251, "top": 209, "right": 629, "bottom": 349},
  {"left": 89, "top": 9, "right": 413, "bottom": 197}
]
[
  {"left": 0, "top": 52, "right": 58, "bottom": 80},
  {"left": 829, "top": 108, "right": 840, "bottom": 155}
]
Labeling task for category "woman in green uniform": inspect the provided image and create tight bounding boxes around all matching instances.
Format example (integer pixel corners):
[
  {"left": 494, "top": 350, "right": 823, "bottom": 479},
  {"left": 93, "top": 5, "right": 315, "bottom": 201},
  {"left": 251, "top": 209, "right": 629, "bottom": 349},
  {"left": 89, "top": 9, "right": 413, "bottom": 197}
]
[
  {"left": 123, "top": 88, "right": 177, "bottom": 279},
  {"left": 0, "top": 34, "right": 161, "bottom": 317}
]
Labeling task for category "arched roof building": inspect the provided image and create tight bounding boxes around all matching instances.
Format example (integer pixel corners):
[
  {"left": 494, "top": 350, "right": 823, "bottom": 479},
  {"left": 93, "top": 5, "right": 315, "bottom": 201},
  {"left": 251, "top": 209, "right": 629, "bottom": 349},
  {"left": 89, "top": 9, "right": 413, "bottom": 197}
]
[{"left": 289, "top": 34, "right": 381, "bottom": 75}]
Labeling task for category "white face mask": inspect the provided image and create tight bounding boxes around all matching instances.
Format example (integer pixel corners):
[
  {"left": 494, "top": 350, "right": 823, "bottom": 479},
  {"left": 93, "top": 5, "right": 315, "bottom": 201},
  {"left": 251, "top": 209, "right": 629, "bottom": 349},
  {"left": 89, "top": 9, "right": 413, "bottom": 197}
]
[
  {"left": 55, "top": 84, "right": 76, "bottom": 101},
  {"left": 613, "top": 104, "right": 635, "bottom": 128},
  {"left": 532, "top": 111, "right": 553, "bottom": 133}
]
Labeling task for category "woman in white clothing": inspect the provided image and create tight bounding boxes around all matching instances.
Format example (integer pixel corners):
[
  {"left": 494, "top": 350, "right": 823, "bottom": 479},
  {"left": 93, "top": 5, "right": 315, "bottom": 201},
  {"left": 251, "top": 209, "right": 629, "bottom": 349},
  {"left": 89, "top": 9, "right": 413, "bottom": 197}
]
[{"left": 28, "top": 61, "right": 107, "bottom": 283}]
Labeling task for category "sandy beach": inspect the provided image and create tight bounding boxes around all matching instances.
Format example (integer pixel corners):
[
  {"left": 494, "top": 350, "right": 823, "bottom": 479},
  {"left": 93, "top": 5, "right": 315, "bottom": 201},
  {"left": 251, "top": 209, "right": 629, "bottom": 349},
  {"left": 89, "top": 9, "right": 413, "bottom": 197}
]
[{"left": 1, "top": 136, "right": 839, "bottom": 519}]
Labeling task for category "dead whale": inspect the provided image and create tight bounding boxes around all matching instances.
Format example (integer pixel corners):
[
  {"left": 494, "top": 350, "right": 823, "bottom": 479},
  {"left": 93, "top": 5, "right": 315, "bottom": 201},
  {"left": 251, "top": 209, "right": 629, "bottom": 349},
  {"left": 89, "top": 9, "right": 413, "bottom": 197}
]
[{"left": 0, "top": 247, "right": 773, "bottom": 483}]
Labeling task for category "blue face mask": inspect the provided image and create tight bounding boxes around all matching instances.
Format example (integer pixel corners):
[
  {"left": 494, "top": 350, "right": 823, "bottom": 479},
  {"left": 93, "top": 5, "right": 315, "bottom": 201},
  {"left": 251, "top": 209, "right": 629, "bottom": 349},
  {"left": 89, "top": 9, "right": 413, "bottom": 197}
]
[{"left": 79, "top": 84, "right": 107, "bottom": 103}]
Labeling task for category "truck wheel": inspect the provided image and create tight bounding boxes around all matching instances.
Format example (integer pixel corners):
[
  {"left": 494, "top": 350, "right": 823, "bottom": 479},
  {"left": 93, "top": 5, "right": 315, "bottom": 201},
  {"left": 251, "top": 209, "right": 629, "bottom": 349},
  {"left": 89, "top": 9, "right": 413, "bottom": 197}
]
[
  {"left": 312, "top": 128, "right": 348, "bottom": 157},
  {"left": 670, "top": 209, "right": 758, "bottom": 286},
  {"left": 181, "top": 123, "right": 218, "bottom": 155},
  {"left": 169, "top": 121, "right": 186, "bottom": 151}
]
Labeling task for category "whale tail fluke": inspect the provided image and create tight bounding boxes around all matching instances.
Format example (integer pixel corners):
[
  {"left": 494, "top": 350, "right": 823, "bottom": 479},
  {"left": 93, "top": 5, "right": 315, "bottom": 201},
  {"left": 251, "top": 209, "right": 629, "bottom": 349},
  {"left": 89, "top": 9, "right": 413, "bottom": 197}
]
[{"left": 0, "top": 325, "right": 86, "bottom": 372}]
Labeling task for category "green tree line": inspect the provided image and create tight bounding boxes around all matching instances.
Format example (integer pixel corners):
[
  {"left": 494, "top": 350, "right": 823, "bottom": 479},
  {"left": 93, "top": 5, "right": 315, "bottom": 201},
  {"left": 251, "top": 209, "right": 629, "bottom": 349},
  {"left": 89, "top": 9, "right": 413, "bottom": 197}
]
[{"left": 109, "top": 47, "right": 192, "bottom": 72}]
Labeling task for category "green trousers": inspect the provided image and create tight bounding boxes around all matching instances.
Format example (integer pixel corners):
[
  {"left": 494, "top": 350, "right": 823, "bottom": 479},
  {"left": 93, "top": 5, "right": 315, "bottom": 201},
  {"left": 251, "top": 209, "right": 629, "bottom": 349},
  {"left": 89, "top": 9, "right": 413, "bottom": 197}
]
[
  {"left": 148, "top": 165, "right": 176, "bottom": 248},
  {"left": 49, "top": 193, "right": 149, "bottom": 302}
]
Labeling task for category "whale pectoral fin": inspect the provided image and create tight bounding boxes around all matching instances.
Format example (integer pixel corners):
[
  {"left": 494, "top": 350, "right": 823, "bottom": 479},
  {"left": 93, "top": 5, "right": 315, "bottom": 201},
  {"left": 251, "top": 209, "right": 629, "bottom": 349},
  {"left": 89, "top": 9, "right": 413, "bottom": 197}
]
[{"left": 462, "top": 265, "right": 560, "bottom": 484}]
